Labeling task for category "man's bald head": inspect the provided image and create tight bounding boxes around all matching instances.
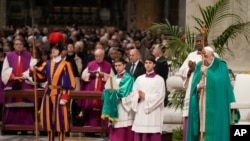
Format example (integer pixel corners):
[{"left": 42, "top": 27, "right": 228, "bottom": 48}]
[
  {"left": 129, "top": 48, "right": 141, "bottom": 63},
  {"left": 94, "top": 48, "right": 105, "bottom": 63}
]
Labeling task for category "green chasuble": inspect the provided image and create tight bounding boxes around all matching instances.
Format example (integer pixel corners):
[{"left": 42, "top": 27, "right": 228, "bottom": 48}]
[
  {"left": 187, "top": 57, "right": 240, "bottom": 141},
  {"left": 101, "top": 72, "right": 134, "bottom": 121}
]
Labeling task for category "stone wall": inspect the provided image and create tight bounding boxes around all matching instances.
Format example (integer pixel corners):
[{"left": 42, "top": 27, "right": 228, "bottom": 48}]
[
  {"left": 186, "top": 0, "right": 250, "bottom": 72},
  {"left": 0, "top": 0, "right": 6, "bottom": 27},
  {"left": 135, "top": 0, "right": 163, "bottom": 30}
]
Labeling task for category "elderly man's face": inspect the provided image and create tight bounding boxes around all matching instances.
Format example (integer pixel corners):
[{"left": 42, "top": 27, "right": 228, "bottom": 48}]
[
  {"left": 95, "top": 51, "right": 104, "bottom": 63},
  {"left": 204, "top": 50, "right": 214, "bottom": 66},
  {"left": 129, "top": 49, "right": 139, "bottom": 63},
  {"left": 152, "top": 45, "right": 161, "bottom": 57},
  {"left": 14, "top": 39, "right": 24, "bottom": 52}
]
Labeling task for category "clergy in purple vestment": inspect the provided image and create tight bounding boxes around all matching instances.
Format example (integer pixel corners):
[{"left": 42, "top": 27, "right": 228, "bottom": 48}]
[
  {"left": 1, "top": 38, "right": 34, "bottom": 125},
  {"left": 0, "top": 48, "right": 4, "bottom": 104},
  {"left": 79, "top": 48, "right": 114, "bottom": 127}
]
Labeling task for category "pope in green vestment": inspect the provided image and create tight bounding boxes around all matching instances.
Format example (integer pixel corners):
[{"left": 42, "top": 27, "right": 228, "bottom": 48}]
[
  {"left": 101, "top": 72, "right": 134, "bottom": 121},
  {"left": 187, "top": 56, "right": 240, "bottom": 141}
]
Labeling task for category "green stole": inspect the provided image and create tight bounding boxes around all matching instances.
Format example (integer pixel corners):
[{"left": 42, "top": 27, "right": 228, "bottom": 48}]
[
  {"left": 187, "top": 57, "right": 240, "bottom": 141},
  {"left": 101, "top": 72, "right": 134, "bottom": 122}
]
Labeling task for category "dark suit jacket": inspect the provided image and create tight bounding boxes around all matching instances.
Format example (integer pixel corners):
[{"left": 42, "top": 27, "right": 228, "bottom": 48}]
[
  {"left": 155, "top": 56, "right": 169, "bottom": 82},
  {"left": 126, "top": 61, "right": 146, "bottom": 80},
  {"left": 155, "top": 56, "right": 169, "bottom": 107}
]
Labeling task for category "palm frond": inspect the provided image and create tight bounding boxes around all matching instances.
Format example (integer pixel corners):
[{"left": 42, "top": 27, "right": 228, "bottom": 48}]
[
  {"left": 167, "top": 89, "right": 185, "bottom": 110},
  {"left": 194, "top": 0, "right": 242, "bottom": 33},
  {"left": 147, "top": 19, "right": 184, "bottom": 38},
  {"left": 165, "top": 27, "right": 196, "bottom": 70},
  {"left": 212, "top": 22, "right": 250, "bottom": 56}
]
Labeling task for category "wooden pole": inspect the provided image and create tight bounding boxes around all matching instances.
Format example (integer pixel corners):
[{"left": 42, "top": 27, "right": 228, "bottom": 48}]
[
  {"left": 32, "top": 31, "right": 39, "bottom": 141},
  {"left": 199, "top": 24, "right": 207, "bottom": 141},
  {"left": 110, "top": 77, "right": 114, "bottom": 91}
]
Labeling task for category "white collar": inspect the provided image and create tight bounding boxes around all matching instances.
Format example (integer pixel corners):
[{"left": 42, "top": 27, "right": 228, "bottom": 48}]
[
  {"left": 133, "top": 60, "right": 139, "bottom": 65},
  {"left": 155, "top": 56, "right": 160, "bottom": 61},
  {"left": 146, "top": 70, "right": 155, "bottom": 74},
  {"left": 53, "top": 56, "right": 62, "bottom": 63}
]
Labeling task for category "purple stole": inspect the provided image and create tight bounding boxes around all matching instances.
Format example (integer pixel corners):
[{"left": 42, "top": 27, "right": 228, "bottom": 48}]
[
  {"left": 5, "top": 51, "right": 32, "bottom": 89},
  {"left": 4, "top": 51, "right": 34, "bottom": 125}
]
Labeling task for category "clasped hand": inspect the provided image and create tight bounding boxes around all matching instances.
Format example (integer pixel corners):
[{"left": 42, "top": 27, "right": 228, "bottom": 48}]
[
  {"left": 138, "top": 90, "right": 145, "bottom": 99},
  {"left": 198, "top": 81, "right": 205, "bottom": 90},
  {"left": 89, "top": 71, "right": 104, "bottom": 77}
]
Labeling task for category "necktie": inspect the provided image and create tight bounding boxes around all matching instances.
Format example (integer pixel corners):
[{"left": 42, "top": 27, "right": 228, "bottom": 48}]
[{"left": 130, "top": 63, "right": 135, "bottom": 74}]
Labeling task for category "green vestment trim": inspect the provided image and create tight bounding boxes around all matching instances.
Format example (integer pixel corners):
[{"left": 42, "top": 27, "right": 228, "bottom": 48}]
[{"left": 101, "top": 72, "right": 134, "bottom": 121}]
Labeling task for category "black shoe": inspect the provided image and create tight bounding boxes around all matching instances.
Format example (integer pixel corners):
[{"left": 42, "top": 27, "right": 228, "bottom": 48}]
[
  {"left": 20, "top": 131, "right": 28, "bottom": 135},
  {"left": 39, "top": 131, "right": 48, "bottom": 136},
  {"left": 85, "top": 132, "right": 97, "bottom": 137}
]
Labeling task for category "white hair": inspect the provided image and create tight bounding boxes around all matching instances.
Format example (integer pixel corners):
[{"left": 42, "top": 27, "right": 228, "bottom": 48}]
[
  {"left": 95, "top": 48, "right": 105, "bottom": 56},
  {"left": 100, "top": 36, "right": 108, "bottom": 42},
  {"left": 75, "top": 41, "right": 83, "bottom": 48},
  {"left": 204, "top": 46, "right": 219, "bottom": 57},
  {"left": 204, "top": 46, "right": 214, "bottom": 52},
  {"left": 42, "top": 36, "right": 48, "bottom": 43}
]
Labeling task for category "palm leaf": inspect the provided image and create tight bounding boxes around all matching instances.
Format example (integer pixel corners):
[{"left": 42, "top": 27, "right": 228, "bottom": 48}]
[
  {"left": 192, "top": 0, "right": 250, "bottom": 57},
  {"left": 212, "top": 22, "right": 250, "bottom": 56},
  {"left": 147, "top": 19, "right": 184, "bottom": 38},
  {"left": 166, "top": 27, "right": 196, "bottom": 70},
  {"left": 194, "top": 0, "right": 242, "bottom": 33},
  {"left": 167, "top": 89, "right": 185, "bottom": 110}
]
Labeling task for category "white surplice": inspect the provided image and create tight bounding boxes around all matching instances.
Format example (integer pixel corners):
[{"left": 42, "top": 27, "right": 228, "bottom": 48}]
[
  {"left": 112, "top": 77, "right": 135, "bottom": 128},
  {"left": 178, "top": 51, "right": 202, "bottom": 117},
  {"left": 131, "top": 74, "right": 165, "bottom": 133}
]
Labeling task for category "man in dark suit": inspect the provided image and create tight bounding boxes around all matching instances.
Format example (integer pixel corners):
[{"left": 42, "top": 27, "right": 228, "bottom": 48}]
[
  {"left": 125, "top": 48, "right": 146, "bottom": 80},
  {"left": 152, "top": 44, "right": 169, "bottom": 107},
  {"left": 152, "top": 44, "right": 169, "bottom": 82}
]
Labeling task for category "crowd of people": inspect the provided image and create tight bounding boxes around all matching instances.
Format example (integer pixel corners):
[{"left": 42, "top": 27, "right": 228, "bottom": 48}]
[
  {"left": 0, "top": 25, "right": 169, "bottom": 141},
  {"left": 0, "top": 25, "right": 240, "bottom": 141}
]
